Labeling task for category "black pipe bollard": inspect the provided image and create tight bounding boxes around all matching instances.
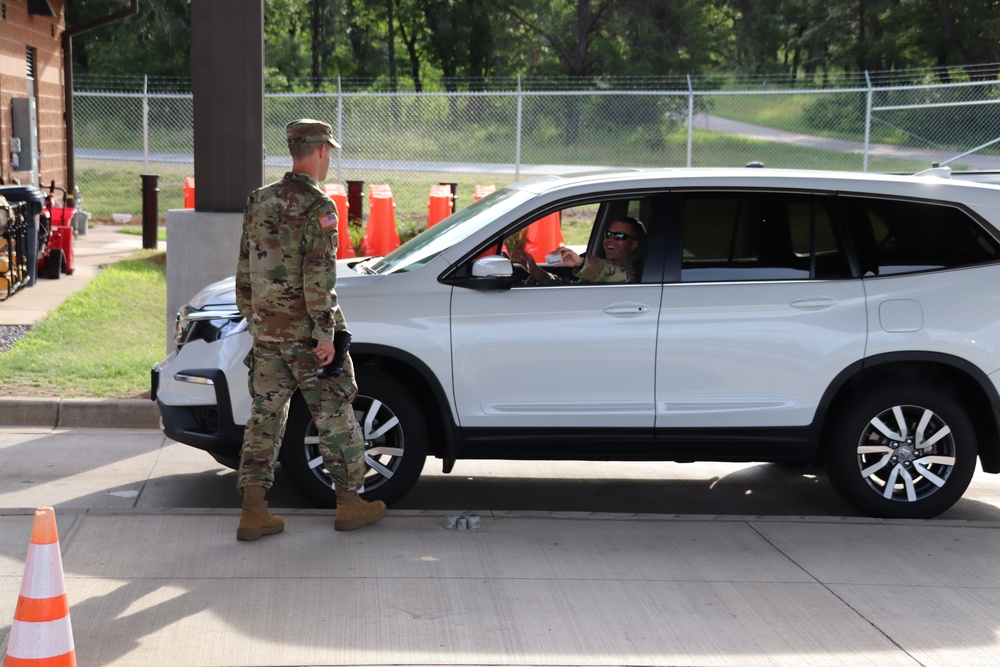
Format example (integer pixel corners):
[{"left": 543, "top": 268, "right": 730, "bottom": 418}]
[
  {"left": 141, "top": 174, "right": 159, "bottom": 250},
  {"left": 346, "top": 180, "right": 364, "bottom": 225}
]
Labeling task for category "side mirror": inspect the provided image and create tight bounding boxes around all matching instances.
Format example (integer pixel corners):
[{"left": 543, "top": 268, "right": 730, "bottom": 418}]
[
  {"left": 449, "top": 256, "right": 513, "bottom": 291},
  {"left": 472, "top": 255, "right": 513, "bottom": 277}
]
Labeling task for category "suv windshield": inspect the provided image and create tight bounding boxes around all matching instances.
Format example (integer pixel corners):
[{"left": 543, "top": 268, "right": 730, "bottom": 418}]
[{"left": 367, "top": 188, "right": 534, "bottom": 275}]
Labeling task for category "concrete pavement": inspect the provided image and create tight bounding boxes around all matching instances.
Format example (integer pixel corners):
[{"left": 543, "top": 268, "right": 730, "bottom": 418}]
[
  {"left": 1, "top": 427, "right": 1000, "bottom": 666},
  {"left": 3, "top": 208, "right": 1000, "bottom": 666},
  {"left": 10, "top": 507, "right": 1000, "bottom": 667}
]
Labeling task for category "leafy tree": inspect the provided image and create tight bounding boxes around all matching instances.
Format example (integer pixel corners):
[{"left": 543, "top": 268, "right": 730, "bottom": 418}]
[
  {"left": 67, "top": 0, "right": 192, "bottom": 80},
  {"left": 264, "top": 0, "right": 311, "bottom": 88},
  {"left": 911, "top": 0, "right": 1000, "bottom": 78},
  {"left": 614, "top": 0, "right": 729, "bottom": 74},
  {"left": 64, "top": 0, "right": 1000, "bottom": 93},
  {"left": 499, "top": 0, "right": 618, "bottom": 76},
  {"left": 394, "top": 0, "right": 430, "bottom": 90}
]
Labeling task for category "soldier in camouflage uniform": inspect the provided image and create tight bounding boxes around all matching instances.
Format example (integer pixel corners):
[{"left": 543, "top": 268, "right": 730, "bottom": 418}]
[
  {"left": 512, "top": 216, "right": 645, "bottom": 285},
  {"left": 234, "top": 118, "right": 386, "bottom": 541}
]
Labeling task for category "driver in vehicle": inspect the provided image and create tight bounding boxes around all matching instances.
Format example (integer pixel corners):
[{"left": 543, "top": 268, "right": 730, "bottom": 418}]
[{"left": 512, "top": 216, "right": 645, "bottom": 285}]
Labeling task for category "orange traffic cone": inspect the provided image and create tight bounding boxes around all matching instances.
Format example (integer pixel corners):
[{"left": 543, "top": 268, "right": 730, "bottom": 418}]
[
  {"left": 3, "top": 508, "right": 76, "bottom": 667},
  {"left": 427, "top": 184, "right": 454, "bottom": 228},
  {"left": 473, "top": 184, "right": 495, "bottom": 201},
  {"left": 323, "top": 183, "right": 356, "bottom": 258},
  {"left": 362, "top": 184, "right": 401, "bottom": 256},
  {"left": 523, "top": 211, "right": 564, "bottom": 264},
  {"left": 183, "top": 177, "right": 195, "bottom": 209}
]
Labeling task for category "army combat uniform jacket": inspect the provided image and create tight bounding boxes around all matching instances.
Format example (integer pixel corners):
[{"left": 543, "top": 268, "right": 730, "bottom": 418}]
[
  {"left": 236, "top": 171, "right": 347, "bottom": 345},
  {"left": 532, "top": 254, "right": 640, "bottom": 285}
]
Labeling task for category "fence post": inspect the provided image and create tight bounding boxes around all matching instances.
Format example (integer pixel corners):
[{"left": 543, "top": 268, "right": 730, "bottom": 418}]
[
  {"left": 336, "top": 76, "right": 343, "bottom": 184},
  {"left": 143, "top": 75, "right": 149, "bottom": 174},
  {"left": 863, "top": 70, "right": 873, "bottom": 173},
  {"left": 141, "top": 174, "right": 159, "bottom": 250},
  {"left": 515, "top": 75, "right": 523, "bottom": 182},
  {"left": 686, "top": 74, "right": 694, "bottom": 168}
]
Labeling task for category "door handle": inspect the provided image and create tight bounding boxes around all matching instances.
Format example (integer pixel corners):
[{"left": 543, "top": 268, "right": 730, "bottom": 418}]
[
  {"left": 790, "top": 297, "right": 835, "bottom": 310},
  {"left": 602, "top": 303, "right": 651, "bottom": 316}
]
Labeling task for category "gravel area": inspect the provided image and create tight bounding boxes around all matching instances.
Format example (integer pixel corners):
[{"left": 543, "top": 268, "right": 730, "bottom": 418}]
[{"left": 0, "top": 325, "right": 32, "bottom": 354}]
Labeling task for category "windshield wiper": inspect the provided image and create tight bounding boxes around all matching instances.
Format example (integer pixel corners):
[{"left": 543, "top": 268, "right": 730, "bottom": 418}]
[{"left": 353, "top": 258, "right": 381, "bottom": 275}]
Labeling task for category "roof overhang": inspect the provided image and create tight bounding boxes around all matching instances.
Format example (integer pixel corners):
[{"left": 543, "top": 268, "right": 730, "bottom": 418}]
[{"left": 28, "top": 0, "right": 57, "bottom": 17}]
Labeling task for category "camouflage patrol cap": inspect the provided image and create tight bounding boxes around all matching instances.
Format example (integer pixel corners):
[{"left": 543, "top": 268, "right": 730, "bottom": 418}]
[{"left": 286, "top": 118, "right": 341, "bottom": 148}]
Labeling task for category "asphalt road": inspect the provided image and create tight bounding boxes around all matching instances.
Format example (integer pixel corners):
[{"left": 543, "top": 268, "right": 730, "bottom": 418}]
[{"left": 4, "top": 427, "right": 1000, "bottom": 520}]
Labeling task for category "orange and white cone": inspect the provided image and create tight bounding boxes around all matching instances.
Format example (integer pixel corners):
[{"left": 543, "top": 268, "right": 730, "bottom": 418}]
[{"left": 3, "top": 507, "right": 76, "bottom": 667}]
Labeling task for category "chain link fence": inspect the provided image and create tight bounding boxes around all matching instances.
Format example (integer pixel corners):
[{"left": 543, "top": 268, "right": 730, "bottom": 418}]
[{"left": 72, "top": 73, "right": 1000, "bottom": 223}]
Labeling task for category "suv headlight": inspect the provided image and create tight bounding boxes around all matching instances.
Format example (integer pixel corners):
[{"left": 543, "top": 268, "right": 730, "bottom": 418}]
[{"left": 174, "top": 306, "right": 246, "bottom": 352}]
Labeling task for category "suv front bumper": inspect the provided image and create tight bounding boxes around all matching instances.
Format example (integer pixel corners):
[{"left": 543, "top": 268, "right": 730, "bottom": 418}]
[
  {"left": 152, "top": 333, "right": 252, "bottom": 464},
  {"left": 153, "top": 364, "right": 244, "bottom": 462}
]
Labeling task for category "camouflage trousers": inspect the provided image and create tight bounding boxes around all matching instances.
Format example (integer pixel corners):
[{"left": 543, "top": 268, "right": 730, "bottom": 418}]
[{"left": 237, "top": 341, "right": 366, "bottom": 492}]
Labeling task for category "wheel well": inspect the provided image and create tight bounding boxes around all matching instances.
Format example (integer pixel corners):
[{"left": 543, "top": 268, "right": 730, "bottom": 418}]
[
  {"left": 820, "top": 360, "right": 1000, "bottom": 472},
  {"left": 353, "top": 352, "right": 451, "bottom": 460}
]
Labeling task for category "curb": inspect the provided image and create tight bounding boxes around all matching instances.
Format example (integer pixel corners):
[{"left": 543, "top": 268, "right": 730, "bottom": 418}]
[{"left": 0, "top": 397, "right": 160, "bottom": 429}]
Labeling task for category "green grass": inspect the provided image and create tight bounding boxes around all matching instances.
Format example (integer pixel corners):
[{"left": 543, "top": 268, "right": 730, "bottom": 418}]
[
  {"left": 0, "top": 251, "right": 166, "bottom": 398},
  {"left": 710, "top": 94, "right": 821, "bottom": 134},
  {"left": 76, "top": 162, "right": 188, "bottom": 222}
]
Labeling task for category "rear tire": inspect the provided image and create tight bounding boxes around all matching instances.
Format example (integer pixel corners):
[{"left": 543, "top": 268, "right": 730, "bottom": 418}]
[
  {"left": 825, "top": 381, "right": 977, "bottom": 519},
  {"left": 44, "top": 248, "right": 64, "bottom": 279},
  {"left": 280, "top": 370, "right": 428, "bottom": 507}
]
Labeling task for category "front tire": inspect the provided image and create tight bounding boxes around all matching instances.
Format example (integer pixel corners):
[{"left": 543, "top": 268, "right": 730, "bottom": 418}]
[
  {"left": 280, "top": 370, "right": 428, "bottom": 508},
  {"left": 825, "top": 382, "right": 977, "bottom": 519}
]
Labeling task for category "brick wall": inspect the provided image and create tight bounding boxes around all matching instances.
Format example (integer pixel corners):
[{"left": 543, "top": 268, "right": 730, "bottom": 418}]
[{"left": 0, "top": 0, "right": 66, "bottom": 188}]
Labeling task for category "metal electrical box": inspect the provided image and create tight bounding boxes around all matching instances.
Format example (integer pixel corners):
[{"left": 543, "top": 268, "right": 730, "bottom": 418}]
[{"left": 11, "top": 97, "right": 38, "bottom": 178}]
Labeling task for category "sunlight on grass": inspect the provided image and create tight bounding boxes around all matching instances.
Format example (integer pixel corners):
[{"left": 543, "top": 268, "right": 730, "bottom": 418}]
[{"left": 120, "top": 226, "right": 168, "bottom": 241}]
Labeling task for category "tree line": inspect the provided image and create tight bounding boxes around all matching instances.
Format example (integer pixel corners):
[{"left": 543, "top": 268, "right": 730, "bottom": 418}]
[{"left": 66, "top": 0, "right": 1000, "bottom": 90}]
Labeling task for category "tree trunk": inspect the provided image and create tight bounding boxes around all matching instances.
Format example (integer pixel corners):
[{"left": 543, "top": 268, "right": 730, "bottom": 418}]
[
  {"left": 311, "top": 0, "right": 322, "bottom": 91},
  {"left": 388, "top": 0, "right": 399, "bottom": 120},
  {"left": 397, "top": 18, "right": 423, "bottom": 92},
  {"left": 934, "top": 0, "right": 975, "bottom": 73}
]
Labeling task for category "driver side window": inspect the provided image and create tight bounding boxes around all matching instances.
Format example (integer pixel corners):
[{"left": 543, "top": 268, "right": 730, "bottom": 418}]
[{"left": 502, "top": 198, "right": 647, "bottom": 286}]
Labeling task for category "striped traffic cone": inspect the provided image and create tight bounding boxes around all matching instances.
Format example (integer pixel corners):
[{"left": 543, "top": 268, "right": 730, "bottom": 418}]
[
  {"left": 362, "top": 184, "right": 400, "bottom": 256},
  {"left": 3, "top": 507, "right": 76, "bottom": 667}
]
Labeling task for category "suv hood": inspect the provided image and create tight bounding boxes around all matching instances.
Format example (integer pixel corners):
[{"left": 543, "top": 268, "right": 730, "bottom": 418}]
[{"left": 187, "top": 258, "right": 382, "bottom": 311}]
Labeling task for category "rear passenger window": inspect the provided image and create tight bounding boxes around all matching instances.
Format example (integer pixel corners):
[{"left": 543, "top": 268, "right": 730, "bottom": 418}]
[
  {"left": 680, "top": 192, "right": 848, "bottom": 282},
  {"left": 840, "top": 197, "right": 1000, "bottom": 276}
]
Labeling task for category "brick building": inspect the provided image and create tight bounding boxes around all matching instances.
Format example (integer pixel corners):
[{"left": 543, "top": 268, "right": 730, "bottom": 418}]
[{"left": 0, "top": 0, "right": 66, "bottom": 188}]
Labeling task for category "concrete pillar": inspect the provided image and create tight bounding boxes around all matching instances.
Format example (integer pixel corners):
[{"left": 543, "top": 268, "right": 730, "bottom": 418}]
[
  {"left": 164, "top": 0, "right": 263, "bottom": 351},
  {"left": 164, "top": 210, "right": 242, "bottom": 351}
]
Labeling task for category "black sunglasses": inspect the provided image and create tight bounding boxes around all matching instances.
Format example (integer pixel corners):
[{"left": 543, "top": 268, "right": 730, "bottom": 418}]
[{"left": 604, "top": 231, "right": 635, "bottom": 241}]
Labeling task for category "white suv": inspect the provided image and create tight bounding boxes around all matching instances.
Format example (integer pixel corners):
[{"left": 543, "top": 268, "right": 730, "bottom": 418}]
[{"left": 152, "top": 168, "right": 1000, "bottom": 519}]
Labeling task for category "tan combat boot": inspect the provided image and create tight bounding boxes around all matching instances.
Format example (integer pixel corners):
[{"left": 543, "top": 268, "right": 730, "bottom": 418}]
[
  {"left": 335, "top": 488, "right": 387, "bottom": 531},
  {"left": 236, "top": 486, "right": 285, "bottom": 541}
]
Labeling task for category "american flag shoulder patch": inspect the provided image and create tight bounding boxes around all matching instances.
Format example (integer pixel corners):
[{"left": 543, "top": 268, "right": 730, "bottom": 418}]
[{"left": 318, "top": 213, "right": 338, "bottom": 229}]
